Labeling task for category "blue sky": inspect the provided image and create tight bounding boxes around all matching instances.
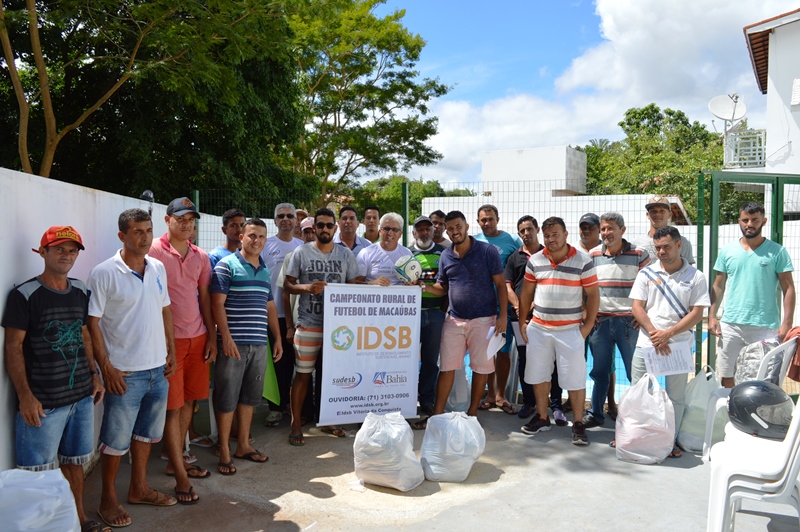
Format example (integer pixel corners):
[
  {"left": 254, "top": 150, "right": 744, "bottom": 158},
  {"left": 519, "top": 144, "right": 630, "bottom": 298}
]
[
  {"left": 379, "top": 1, "right": 603, "bottom": 105},
  {"left": 374, "top": 0, "right": 799, "bottom": 183}
]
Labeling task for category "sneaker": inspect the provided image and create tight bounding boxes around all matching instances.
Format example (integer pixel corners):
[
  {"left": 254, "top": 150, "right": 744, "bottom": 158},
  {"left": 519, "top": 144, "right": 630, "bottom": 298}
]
[
  {"left": 521, "top": 414, "right": 551, "bottom": 435},
  {"left": 264, "top": 410, "right": 283, "bottom": 427},
  {"left": 582, "top": 413, "right": 604, "bottom": 428},
  {"left": 553, "top": 409, "right": 568, "bottom": 426},
  {"left": 517, "top": 404, "right": 535, "bottom": 419},
  {"left": 572, "top": 421, "right": 589, "bottom": 445}
]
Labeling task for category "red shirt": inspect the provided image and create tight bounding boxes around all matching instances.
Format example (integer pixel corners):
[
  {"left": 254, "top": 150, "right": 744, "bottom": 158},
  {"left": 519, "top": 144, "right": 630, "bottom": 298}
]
[{"left": 149, "top": 233, "right": 211, "bottom": 339}]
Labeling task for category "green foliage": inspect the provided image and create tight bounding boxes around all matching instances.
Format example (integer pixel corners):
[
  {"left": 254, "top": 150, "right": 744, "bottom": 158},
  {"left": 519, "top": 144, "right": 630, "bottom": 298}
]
[
  {"left": 345, "top": 174, "right": 473, "bottom": 222},
  {"left": 583, "top": 103, "right": 725, "bottom": 221},
  {"left": 286, "top": 0, "right": 449, "bottom": 206}
]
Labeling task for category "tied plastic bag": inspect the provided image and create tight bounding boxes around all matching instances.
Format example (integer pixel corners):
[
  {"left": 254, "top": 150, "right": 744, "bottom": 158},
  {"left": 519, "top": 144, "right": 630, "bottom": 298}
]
[
  {"left": 0, "top": 469, "right": 80, "bottom": 531},
  {"left": 445, "top": 367, "right": 470, "bottom": 413},
  {"left": 734, "top": 337, "right": 781, "bottom": 385},
  {"left": 677, "top": 366, "right": 725, "bottom": 452},
  {"left": 615, "top": 373, "right": 676, "bottom": 464},
  {"left": 420, "top": 412, "right": 486, "bottom": 482},
  {"left": 353, "top": 411, "right": 424, "bottom": 492}
]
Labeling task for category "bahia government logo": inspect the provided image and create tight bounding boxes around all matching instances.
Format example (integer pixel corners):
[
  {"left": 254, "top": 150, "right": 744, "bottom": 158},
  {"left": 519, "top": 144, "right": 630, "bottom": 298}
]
[
  {"left": 331, "top": 373, "right": 362, "bottom": 389},
  {"left": 373, "top": 372, "right": 387, "bottom": 385},
  {"left": 331, "top": 326, "right": 355, "bottom": 351}
]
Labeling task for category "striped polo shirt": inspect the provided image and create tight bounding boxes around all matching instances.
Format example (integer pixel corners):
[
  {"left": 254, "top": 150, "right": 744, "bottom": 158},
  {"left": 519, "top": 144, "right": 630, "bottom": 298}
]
[
  {"left": 211, "top": 251, "right": 273, "bottom": 345},
  {"left": 589, "top": 239, "right": 650, "bottom": 317},
  {"left": 524, "top": 245, "right": 598, "bottom": 330}
]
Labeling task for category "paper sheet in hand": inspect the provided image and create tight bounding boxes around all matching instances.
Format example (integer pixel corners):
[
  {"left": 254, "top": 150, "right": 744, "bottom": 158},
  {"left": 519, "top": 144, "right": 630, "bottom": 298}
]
[
  {"left": 511, "top": 322, "right": 526, "bottom": 346},
  {"left": 642, "top": 341, "right": 694, "bottom": 376},
  {"left": 485, "top": 326, "right": 506, "bottom": 360}
]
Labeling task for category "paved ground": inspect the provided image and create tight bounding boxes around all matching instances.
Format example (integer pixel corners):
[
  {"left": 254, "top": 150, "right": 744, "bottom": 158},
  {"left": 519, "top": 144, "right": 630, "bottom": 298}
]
[{"left": 83, "top": 403, "right": 799, "bottom": 531}]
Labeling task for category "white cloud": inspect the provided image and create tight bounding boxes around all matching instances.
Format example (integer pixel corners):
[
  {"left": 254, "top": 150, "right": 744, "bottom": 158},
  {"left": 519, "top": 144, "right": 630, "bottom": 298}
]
[{"left": 410, "top": 0, "right": 799, "bottom": 184}]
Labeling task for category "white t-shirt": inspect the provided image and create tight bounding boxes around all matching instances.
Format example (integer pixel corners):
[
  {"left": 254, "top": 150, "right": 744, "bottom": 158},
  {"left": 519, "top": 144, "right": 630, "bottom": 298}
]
[
  {"left": 260, "top": 236, "right": 303, "bottom": 318},
  {"left": 356, "top": 243, "right": 412, "bottom": 285},
  {"left": 629, "top": 259, "right": 710, "bottom": 349},
  {"left": 87, "top": 251, "right": 171, "bottom": 371}
]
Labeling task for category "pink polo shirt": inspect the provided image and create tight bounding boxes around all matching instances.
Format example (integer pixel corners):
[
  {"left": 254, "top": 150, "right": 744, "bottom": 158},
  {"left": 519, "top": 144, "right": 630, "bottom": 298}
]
[{"left": 149, "top": 233, "right": 211, "bottom": 339}]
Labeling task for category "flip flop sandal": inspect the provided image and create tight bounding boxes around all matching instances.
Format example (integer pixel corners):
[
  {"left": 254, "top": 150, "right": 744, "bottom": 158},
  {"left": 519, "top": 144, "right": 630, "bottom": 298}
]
[
  {"left": 160, "top": 451, "right": 197, "bottom": 464},
  {"left": 217, "top": 460, "right": 237, "bottom": 476},
  {"left": 81, "top": 519, "right": 112, "bottom": 532},
  {"left": 289, "top": 434, "right": 305, "bottom": 446},
  {"left": 128, "top": 490, "right": 177, "bottom": 507},
  {"left": 478, "top": 400, "right": 496, "bottom": 410},
  {"left": 167, "top": 464, "right": 211, "bottom": 479},
  {"left": 175, "top": 485, "right": 200, "bottom": 505},
  {"left": 411, "top": 417, "right": 429, "bottom": 430},
  {"left": 234, "top": 450, "right": 269, "bottom": 463},
  {"left": 97, "top": 505, "right": 131, "bottom": 529},
  {"left": 320, "top": 427, "right": 347, "bottom": 438},
  {"left": 499, "top": 403, "right": 517, "bottom": 415},
  {"left": 189, "top": 435, "right": 216, "bottom": 448}
]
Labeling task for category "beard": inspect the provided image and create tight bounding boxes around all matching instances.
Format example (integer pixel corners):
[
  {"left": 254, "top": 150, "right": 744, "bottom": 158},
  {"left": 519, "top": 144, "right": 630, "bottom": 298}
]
[
  {"left": 740, "top": 224, "right": 763, "bottom": 239},
  {"left": 317, "top": 233, "right": 333, "bottom": 244}
]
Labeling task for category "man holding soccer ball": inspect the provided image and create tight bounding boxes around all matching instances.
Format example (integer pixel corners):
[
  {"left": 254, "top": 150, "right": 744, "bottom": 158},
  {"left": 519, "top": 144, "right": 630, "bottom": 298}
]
[{"left": 356, "top": 212, "right": 413, "bottom": 286}]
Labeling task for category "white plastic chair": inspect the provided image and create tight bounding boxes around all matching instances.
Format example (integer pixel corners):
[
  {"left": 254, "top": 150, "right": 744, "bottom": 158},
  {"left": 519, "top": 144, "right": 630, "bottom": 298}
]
[
  {"left": 702, "top": 337, "right": 797, "bottom": 460},
  {"left": 706, "top": 398, "right": 800, "bottom": 531}
]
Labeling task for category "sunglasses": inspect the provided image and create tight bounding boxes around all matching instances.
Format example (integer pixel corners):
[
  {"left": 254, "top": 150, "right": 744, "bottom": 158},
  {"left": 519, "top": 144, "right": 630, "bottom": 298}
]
[
  {"left": 316, "top": 222, "right": 336, "bottom": 229},
  {"left": 381, "top": 227, "right": 401, "bottom": 233},
  {"left": 276, "top": 213, "right": 295, "bottom": 219}
]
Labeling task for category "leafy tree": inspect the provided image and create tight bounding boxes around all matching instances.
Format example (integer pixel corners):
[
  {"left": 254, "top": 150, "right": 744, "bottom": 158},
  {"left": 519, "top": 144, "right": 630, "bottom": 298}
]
[
  {"left": 583, "top": 104, "right": 725, "bottom": 220},
  {"left": 1, "top": 0, "right": 295, "bottom": 179},
  {"left": 285, "top": 0, "right": 449, "bottom": 207}
]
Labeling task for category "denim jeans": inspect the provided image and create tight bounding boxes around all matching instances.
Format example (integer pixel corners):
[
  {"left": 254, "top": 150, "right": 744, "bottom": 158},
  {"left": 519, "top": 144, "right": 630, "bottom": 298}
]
[
  {"left": 587, "top": 316, "right": 638, "bottom": 423},
  {"left": 16, "top": 395, "right": 94, "bottom": 470},
  {"left": 99, "top": 366, "right": 169, "bottom": 455},
  {"left": 418, "top": 308, "right": 445, "bottom": 407}
]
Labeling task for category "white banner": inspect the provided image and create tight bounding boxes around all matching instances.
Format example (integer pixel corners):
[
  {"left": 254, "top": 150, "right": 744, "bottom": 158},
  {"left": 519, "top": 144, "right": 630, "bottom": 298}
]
[{"left": 320, "top": 284, "right": 421, "bottom": 425}]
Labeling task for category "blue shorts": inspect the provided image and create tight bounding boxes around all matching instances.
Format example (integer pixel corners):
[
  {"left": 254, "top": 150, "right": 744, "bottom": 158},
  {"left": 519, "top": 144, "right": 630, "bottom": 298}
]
[
  {"left": 99, "top": 366, "right": 169, "bottom": 455},
  {"left": 16, "top": 395, "right": 94, "bottom": 470}
]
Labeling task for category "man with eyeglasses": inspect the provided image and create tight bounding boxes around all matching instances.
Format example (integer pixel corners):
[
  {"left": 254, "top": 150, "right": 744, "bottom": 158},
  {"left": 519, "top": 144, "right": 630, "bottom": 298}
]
[
  {"left": 284, "top": 209, "right": 364, "bottom": 445},
  {"left": 357, "top": 212, "right": 412, "bottom": 286},
  {"left": 333, "top": 206, "right": 371, "bottom": 256},
  {"left": 3, "top": 226, "right": 107, "bottom": 531},
  {"left": 260, "top": 203, "right": 304, "bottom": 428},
  {"left": 149, "top": 197, "right": 215, "bottom": 504}
]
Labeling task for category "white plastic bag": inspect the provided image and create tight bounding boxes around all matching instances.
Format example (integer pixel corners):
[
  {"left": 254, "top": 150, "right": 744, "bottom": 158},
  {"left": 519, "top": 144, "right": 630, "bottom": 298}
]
[
  {"left": 445, "top": 367, "right": 470, "bottom": 413},
  {"left": 420, "top": 412, "right": 486, "bottom": 482},
  {"left": 615, "top": 373, "right": 676, "bottom": 464},
  {"left": 353, "top": 411, "right": 424, "bottom": 492},
  {"left": 677, "top": 366, "right": 725, "bottom": 452},
  {"left": 0, "top": 469, "right": 80, "bottom": 531},
  {"left": 734, "top": 337, "right": 781, "bottom": 385}
]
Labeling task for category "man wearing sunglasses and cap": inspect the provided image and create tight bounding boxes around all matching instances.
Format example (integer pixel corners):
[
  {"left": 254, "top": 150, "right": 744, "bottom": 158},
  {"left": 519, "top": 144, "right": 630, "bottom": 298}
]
[
  {"left": 632, "top": 195, "right": 694, "bottom": 266},
  {"left": 3, "top": 226, "right": 108, "bottom": 531}
]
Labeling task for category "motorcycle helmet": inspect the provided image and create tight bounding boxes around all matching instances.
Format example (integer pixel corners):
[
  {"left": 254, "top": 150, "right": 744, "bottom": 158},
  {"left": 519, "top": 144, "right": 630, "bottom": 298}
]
[{"left": 727, "top": 380, "right": 794, "bottom": 441}]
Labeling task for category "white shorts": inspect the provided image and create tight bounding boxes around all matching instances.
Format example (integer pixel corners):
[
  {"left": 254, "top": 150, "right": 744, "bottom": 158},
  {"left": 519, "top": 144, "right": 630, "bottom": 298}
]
[
  {"left": 716, "top": 322, "right": 777, "bottom": 378},
  {"left": 525, "top": 323, "right": 586, "bottom": 391}
]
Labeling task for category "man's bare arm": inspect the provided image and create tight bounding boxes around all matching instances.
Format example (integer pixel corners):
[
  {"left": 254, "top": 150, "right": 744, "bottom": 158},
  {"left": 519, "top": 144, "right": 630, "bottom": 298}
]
[
  {"left": 4, "top": 328, "right": 44, "bottom": 426},
  {"left": 778, "top": 271, "right": 795, "bottom": 340}
]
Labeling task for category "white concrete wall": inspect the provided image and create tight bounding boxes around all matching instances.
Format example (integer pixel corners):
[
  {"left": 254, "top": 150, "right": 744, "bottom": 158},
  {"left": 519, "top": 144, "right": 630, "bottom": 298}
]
[
  {"left": 481, "top": 146, "right": 586, "bottom": 193},
  {"left": 764, "top": 20, "right": 800, "bottom": 174}
]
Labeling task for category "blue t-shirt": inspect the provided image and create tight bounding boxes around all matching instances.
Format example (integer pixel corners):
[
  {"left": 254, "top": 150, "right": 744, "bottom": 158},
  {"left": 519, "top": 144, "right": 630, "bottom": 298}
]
[
  {"left": 437, "top": 237, "right": 504, "bottom": 319},
  {"left": 714, "top": 238, "right": 793, "bottom": 329},
  {"left": 211, "top": 251, "right": 274, "bottom": 345},
  {"left": 208, "top": 246, "right": 234, "bottom": 269},
  {"left": 474, "top": 231, "right": 522, "bottom": 267}
]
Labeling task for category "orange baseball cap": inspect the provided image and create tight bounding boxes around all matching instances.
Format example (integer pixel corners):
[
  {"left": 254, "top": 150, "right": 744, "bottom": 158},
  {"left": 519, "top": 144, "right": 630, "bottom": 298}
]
[{"left": 33, "top": 226, "right": 85, "bottom": 253}]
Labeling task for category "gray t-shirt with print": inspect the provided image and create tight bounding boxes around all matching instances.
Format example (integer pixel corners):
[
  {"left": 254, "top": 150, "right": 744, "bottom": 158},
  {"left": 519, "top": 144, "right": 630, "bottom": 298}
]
[{"left": 285, "top": 243, "right": 361, "bottom": 328}]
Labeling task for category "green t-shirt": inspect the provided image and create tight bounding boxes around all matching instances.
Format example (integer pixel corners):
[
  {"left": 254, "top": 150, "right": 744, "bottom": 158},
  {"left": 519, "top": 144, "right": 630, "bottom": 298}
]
[
  {"left": 714, "top": 238, "right": 793, "bottom": 329},
  {"left": 409, "top": 242, "right": 446, "bottom": 309}
]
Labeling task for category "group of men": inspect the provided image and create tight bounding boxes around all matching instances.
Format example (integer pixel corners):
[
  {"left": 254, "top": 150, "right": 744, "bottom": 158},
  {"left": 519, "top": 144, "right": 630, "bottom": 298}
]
[{"left": 3, "top": 192, "right": 794, "bottom": 530}]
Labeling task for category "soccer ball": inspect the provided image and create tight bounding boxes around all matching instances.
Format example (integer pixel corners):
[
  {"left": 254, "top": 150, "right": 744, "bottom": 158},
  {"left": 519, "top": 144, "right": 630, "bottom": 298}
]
[{"left": 394, "top": 256, "right": 422, "bottom": 283}]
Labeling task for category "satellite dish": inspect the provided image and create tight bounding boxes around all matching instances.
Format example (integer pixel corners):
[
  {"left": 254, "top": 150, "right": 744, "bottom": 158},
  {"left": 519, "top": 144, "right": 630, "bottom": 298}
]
[{"left": 709, "top": 94, "right": 747, "bottom": 122}]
